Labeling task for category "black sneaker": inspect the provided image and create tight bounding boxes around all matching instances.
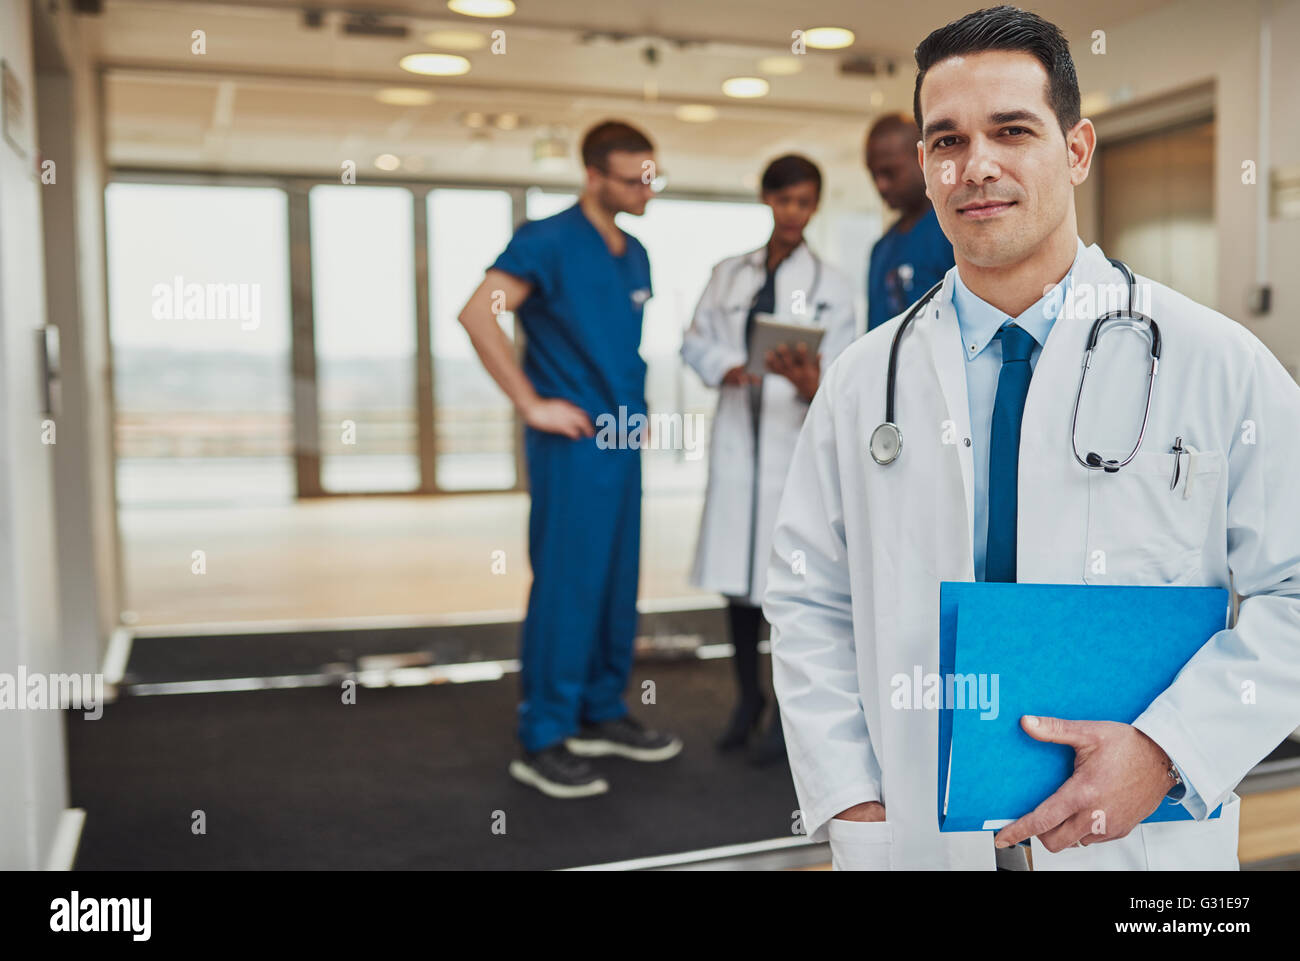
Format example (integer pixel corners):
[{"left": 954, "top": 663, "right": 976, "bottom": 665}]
[
  {"left": 566, "top": 715, "right": 683, "bottom": 762},
  {"left": 509, "top": 743, "right": 609, "bottom": 798}
]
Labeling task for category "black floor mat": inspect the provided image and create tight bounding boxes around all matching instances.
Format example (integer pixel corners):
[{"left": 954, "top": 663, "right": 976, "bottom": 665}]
[{"left": 68, "top": 657, "right": 800, "bottom": 869}]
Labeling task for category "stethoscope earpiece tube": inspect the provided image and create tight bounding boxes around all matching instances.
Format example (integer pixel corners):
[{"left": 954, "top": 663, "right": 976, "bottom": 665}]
[
  {"left": 1070, "top": 259, "right": 1161, "bottom": 472},
  {"left": 873, "top": 280, "right": 945, "bottom": 465}
]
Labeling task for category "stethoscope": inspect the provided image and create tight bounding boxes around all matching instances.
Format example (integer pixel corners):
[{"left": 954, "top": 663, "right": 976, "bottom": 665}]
[{"left": 868, "top": 258, "right": 1161, "bottom": 472}]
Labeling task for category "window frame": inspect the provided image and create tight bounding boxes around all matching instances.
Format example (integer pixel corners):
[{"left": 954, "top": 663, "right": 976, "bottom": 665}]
[{"left": 106, "top": 168, "right": 757, "bottom": 498}]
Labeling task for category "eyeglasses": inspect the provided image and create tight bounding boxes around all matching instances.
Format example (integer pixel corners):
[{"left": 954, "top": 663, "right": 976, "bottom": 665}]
[{"left": 596, "top": 166, "right": 666, "bottom": 192}]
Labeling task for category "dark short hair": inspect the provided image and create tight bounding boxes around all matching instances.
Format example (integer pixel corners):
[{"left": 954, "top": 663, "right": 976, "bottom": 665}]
[
  {"left": 760, "top": 154, "right": 822, "bottom": 197},
  {"left": 912, "top": 5, "right": 1081, "bottom": 139},
  {"left": 866, "top": 112, "right": 921, "bottom": 148},
  {"left": 581, "top": 120, "right": 655, "bottom": 170}
]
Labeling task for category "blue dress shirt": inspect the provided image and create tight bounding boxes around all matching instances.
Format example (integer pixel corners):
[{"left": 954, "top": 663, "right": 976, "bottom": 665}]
[{"left": 952, "top": 238, "right": 1082, "bottom": 583}]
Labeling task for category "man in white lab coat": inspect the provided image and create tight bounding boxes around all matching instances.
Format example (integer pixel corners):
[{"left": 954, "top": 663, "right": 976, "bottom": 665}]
[{"left": 764, "top": 5, "right": 1300, "bottom": 870}]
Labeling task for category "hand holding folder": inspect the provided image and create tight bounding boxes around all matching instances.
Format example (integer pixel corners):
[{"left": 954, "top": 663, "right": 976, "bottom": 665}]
[{"left": 937, "top": 582, "right": 1229, "bottom": 833}]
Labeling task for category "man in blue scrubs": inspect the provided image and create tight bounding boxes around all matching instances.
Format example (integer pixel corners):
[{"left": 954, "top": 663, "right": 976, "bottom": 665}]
[
  {"left": 865, "top": 113, "right": 955, "bottom": 331},
  {"left": 457, "top": 121, "right": 682, "bottom": 799}
]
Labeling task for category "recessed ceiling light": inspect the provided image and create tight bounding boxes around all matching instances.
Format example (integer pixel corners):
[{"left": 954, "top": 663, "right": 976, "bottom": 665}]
[
  {"left": 758, "top": 55, "right": 802, "bottom": 76},
  {"left": 463, "top": 111, "right": 487, "bottom": 128},
  {"left": 375, "top": 154, "right": 401, "bottom": 171},
  {"left": 376, "top": 88, "right": 436, "bottom": 106},
  {"left": 447, "top": 0, "right": 516, "bottom": 17},
  {"left": 804, "top": 27, "right": 855, "bottom": 49},
  {"left": 399, "top": 53, "right": 471, "bottom": 76},
  {"left": 674, "top": 104, "right": 718, "bottom": 123},
  {"left": 722, "top": 77, "right": 769, "bottom": 99},
  {"left": 493, "top": 112, "right": 521, "bottom": 130},
  {"left": 424, "top": 29, "right": 488, "bottom": 50}
]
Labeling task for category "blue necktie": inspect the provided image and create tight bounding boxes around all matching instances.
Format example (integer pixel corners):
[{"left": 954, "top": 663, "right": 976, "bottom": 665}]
[{"left": 985, "top": 324, "right": 1036, "bottom": 583}]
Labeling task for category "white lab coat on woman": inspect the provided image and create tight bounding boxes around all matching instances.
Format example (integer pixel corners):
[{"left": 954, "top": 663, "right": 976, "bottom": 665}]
[
  {"left": 682, "top": 241, "right": 857, "bottom": 606},
  {"left": 764, "top": 241, "right": 1300, "bottom": 869}
]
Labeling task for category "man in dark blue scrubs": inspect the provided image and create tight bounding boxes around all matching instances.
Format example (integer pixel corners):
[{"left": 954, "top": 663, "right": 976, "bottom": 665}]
[
  {"left": 457, "top": 121, "right": 682, "bottom": 799},
  {"left": 865, "top": 113, "right": 955, "bottom": 330}
]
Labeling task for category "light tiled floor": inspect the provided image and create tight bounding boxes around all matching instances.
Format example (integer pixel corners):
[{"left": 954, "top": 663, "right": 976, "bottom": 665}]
[{"left": 121, "top": 489, "right": 716, "bottom": 627}]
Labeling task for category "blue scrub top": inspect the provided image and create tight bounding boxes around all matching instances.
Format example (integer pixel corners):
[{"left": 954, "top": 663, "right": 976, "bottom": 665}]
[
  {"left": 867, "top": 205, "right": 954, "bottom": 331},
  {"left": 491, "top": 202, "right": 653, "bottom": 421}
]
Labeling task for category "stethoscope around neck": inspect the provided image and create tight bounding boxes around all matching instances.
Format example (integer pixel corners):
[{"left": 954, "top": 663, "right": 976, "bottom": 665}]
[{"left": 868, "top": 257, "right": 1162, "bottom": 472}]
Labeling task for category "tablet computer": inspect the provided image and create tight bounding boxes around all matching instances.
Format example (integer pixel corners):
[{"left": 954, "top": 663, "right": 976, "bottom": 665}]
[{"left": 745, "top": 314, "right": 825, "bottom": 376}]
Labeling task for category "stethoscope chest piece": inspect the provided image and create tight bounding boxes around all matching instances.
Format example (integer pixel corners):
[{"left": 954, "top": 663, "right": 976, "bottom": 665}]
[{"left": 870, "top": 422, "right": 903, "bottom": 465}]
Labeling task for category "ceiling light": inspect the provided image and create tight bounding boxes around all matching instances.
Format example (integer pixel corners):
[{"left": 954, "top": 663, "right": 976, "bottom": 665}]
[
  {"left": 722, "top": 77, "right": 769, "bottom": 99},
  {"left": 374, "top": 154, "right": 401, "bottom": 171},
  {"left": 447, "top": 0, "right": 516, "bottom": 17},
  {"left": 674, "top": 104, "right": 717, "bottom": 123},
  {"left": 463, "top": 111, "right": 487, "bottom": 128},
  {"left": 804, "top": 27, "right": 855, "bottom": 49},
  {"left": 758, "top": 55, "right": 802, "bottom": 76},
  {"left": 424, "top": 29, "right": 488, "bottom": 50},
  {"left": 493, "top": 112, "right": 521, "bottom": 130},
  {"left": 375, "top": 88, "right": 436, "bottom": 106},
  {"left": 399, "top": 53, "right": 471, "bottom": 76}
]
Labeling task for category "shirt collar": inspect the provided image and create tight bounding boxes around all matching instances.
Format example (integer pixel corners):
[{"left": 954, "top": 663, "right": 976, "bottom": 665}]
[
  {"left": 952, "top": 237, "right": 1085, "bottom": 361},
  {"left": 748, "top": 238, "right": 809, "bottom": 272}
]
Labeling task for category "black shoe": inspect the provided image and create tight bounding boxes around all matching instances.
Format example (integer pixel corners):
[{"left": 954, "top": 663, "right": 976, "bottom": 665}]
[
  {"left": 748, "top": 709, "right": 787, "bottom": 767},
  {"left": 566, "top": 715, "right": 683, "bottom": 762},
  {"left": 509, "top": 743, "right": 609, "bottom": 798},
  {"left": 716, "top": 695, "right": 766, "bottom": 752}
]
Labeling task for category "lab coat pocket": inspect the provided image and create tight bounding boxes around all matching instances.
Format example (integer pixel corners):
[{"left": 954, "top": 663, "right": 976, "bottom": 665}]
[
  {"left": 827, "top": 818, "right": 894, "bottom": 871},
  {"left": 1140, "top": 792, "right": 1241, "bottom": 870},
  {"left": 1082, "top": 450, "right": 1222, "bottom": 586}
]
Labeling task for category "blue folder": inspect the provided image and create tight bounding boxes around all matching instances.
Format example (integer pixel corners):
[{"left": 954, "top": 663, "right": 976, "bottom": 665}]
[{"left": 937, "top": 581, "right": 1228, "bottom": 832}]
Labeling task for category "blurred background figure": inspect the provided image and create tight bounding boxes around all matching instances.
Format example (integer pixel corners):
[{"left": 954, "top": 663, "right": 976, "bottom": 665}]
[
  {"left": 681, "top": 155, "right": 857, "bottom": 765},
  {"left": 864, "top": 113, "right": 955, "bottom": 330},
  {"left": 457, "top": 121, "right": 683, "bottom": 799}
]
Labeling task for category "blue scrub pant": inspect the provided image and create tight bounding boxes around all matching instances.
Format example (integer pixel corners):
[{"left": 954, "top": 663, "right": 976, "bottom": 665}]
[{"left": 518, "top": 427, "right": 641, "bottom": 753}]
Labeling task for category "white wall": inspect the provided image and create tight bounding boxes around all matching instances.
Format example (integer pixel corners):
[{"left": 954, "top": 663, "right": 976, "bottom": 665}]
[
  {"left": 0, "top": 0, "right": 68, "bottom": 869},
  {"left": 1074, "top": 0, "right": 1300, "bottom": 372},
  {"left": 40, "top": 0, "right": 121, "bottom": 676}
]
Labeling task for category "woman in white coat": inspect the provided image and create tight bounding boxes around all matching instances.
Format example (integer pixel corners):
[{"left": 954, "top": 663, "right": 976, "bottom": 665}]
[{"left": 681, "top": 155, "right": 857, "bottom": 764}]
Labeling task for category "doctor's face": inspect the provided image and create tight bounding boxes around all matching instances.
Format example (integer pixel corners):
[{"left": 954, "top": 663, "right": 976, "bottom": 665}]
[
  {"left": 762, "top": 180, "right": 819, "bottom": 248},
  {"left": 916, "top": 50, "right": 1093, "bottom": 269},
  {"left": 590, "top": 149, "right": 657, "bottom": 216}
]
